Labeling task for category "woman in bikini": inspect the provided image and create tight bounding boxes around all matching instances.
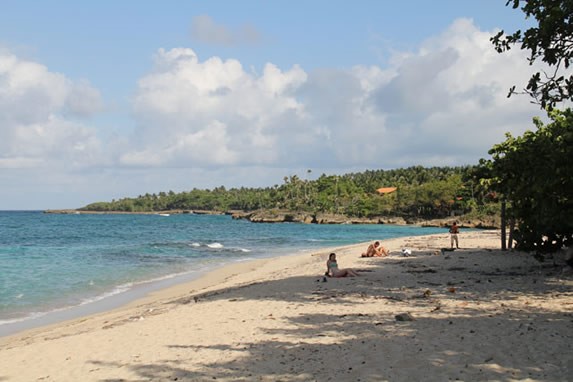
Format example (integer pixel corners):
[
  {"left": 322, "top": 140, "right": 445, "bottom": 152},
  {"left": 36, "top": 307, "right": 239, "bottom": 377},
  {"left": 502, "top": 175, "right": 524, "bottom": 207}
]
[{"left": 326, "top": 253, "right": 360, "bottom": 277}]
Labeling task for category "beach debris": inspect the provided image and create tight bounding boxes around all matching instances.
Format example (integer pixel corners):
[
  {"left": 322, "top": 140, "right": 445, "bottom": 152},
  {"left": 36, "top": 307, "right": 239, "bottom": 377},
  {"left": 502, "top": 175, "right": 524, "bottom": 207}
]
[
  {"left": 401, "top": 248, "right": 412, "bottom": 257},
  {"left": 423, "top": 289, "right": 432, "bottom": 298},
  {"left": 448, "top": 287, "right": 456, "bottom": 293},
  {"left": 431, "top": 305, "right": 441, "bottom": 312},
  {"left": 395, "top": 313, "right": 414, "bottom": 321}
]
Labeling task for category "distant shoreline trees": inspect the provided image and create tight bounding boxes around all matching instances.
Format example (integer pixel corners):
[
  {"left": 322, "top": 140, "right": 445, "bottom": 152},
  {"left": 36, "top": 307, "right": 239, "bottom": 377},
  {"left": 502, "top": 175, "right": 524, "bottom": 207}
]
[{"left": 80, "top": 165, "right": 498, "bottom": 221}]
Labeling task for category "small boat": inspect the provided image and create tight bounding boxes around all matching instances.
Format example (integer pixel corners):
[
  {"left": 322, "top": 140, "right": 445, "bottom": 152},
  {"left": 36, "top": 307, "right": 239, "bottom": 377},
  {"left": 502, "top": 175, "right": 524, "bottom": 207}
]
[{"left": 158, "top": 213, "right": 170, "bottom": 217}]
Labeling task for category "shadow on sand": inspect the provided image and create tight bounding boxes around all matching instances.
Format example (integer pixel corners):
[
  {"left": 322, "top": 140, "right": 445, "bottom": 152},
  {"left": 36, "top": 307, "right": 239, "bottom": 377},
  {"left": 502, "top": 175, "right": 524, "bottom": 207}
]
[{"left": 89, "top": 248, "right": 572, "bottom": 381}]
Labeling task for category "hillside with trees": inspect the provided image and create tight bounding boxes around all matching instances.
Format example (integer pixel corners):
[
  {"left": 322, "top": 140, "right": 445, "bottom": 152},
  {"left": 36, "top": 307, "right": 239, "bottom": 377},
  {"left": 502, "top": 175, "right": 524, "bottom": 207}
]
[{"left": 79, "top": 165, "right": 498, "bottom": 223}]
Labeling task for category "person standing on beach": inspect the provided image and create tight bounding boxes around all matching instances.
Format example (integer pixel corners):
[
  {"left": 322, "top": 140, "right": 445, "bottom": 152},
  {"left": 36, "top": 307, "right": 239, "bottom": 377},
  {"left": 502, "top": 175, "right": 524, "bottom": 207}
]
[{"left": 449, "top": 222, "right": 460, "bottom": 249}]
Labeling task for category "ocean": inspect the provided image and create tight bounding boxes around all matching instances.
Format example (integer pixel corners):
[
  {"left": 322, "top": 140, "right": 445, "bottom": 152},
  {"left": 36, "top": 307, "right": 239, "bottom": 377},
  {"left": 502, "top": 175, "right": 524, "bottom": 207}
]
[{"left": 0, "top": 211, "right": 447, "bottom": 335}]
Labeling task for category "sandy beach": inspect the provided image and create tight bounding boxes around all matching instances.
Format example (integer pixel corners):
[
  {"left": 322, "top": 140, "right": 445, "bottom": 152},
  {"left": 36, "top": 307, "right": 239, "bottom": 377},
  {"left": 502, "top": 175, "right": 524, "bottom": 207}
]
[{"left": 1, "top": 230, "right": 572, "bottom": 381}]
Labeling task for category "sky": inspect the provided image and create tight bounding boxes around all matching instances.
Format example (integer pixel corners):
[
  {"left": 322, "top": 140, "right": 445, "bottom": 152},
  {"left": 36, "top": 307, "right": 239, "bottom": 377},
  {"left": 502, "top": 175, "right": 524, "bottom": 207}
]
[{"left": 0, "top": 0, "right": 551, "bottom": 210}]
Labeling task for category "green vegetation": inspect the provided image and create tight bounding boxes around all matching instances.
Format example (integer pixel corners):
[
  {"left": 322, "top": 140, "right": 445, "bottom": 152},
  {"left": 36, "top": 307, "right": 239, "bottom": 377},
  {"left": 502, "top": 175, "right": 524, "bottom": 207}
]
[
  {"left": 484, "top": 0, "right": 573, "bottom": 254},
  {"left": 491, "top": 0, "right": 573, "bottom": 109},
  {"left": 80, "top": 166, "right": 497, "bottom": 220},
  {"left": 478, "top": 109, "right": 573, "bottom": 253}
]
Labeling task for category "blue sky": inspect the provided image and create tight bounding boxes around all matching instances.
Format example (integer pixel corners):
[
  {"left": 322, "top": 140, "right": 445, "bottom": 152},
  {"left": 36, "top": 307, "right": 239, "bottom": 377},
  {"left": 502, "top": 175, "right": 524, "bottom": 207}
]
[{"left": 0, "top": 1, "right": 547, "bottom": 209}]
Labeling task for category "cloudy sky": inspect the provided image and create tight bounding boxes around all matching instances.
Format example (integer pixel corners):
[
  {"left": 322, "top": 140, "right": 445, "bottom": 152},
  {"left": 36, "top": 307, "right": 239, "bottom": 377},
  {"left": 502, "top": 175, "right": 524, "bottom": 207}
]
[{"left": 0, "top": 1, "right": 549, "bottom": 209}]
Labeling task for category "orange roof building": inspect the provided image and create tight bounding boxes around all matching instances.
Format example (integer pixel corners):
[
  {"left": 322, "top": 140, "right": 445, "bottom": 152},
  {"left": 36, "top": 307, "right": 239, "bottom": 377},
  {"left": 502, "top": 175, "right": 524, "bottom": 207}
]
[{"left": 376, "top": 187, "right": 397, "bottom": 195}]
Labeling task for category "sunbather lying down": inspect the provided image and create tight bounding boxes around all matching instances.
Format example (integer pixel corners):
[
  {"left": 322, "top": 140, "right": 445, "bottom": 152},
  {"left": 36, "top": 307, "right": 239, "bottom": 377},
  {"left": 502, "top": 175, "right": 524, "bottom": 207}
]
[
  {"left": 326, "top": 253, "right": 359, "bottom": 277},
  {"left": 361, "top": 241, "right": 389, "bottom": 257}
]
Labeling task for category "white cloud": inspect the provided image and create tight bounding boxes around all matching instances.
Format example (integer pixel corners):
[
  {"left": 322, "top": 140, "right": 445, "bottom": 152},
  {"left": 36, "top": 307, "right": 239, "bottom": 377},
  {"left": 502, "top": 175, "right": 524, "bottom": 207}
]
[
  {"left": 2, "top": 18, "right": 544, "bottom": 175},
  {"left": 363, "top": 18, "right": 542, "bottom": 166},
  {"left": 123, "top": 19, "right": 545, "bottom": 175},
  {"left": 126, "top": 47, "right": 308, "bottom": 167},
  {"left": 190, "top": 15, "right": 261, "bottom": 46},
  {"left": 0, "top": 18, "right": 554, "bottom": 209},
  {"left": 0, "top": 52, "right": 104, "bottom": 169},
  {"left": 65, "top": 79, "right": 104, "bottom": 117}
]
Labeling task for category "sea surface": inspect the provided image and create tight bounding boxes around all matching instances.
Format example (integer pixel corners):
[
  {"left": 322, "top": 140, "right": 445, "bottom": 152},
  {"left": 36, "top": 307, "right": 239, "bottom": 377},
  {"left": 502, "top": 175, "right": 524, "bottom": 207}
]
[{"left": 0, "top": 211, "right": 447, "bottom": 335}]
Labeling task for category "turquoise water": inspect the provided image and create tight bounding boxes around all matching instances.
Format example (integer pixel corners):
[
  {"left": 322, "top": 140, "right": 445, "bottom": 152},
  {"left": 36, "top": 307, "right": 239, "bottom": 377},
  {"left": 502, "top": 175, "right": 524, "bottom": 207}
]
[{"left": 0, "top": 211, "right": 446, "bottom": 328}]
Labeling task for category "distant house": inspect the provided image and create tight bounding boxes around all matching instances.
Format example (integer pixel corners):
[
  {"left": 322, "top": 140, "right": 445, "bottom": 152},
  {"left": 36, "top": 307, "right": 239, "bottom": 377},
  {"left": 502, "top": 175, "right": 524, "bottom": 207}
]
[{"left": 376, "top": 187, "right": 397, "bottom": 195}]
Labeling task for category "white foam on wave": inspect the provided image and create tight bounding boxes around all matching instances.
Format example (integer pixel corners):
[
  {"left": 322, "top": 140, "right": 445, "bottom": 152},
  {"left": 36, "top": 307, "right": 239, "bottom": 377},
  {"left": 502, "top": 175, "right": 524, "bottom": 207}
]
[
  {"left": 233, "top": 258, "right": 255, "bottom": 263},
  {"left": 77, "top": 283, "right": 133, "bottom": 306},
  {"left": 0, "top": 311, "right": 48, "bottom": 326},
  {"left": 190, "top": 242, "right": 201, "bottom": 247},
  {"left": 207, "top": 243, "right": 224, "bottom": 249}
]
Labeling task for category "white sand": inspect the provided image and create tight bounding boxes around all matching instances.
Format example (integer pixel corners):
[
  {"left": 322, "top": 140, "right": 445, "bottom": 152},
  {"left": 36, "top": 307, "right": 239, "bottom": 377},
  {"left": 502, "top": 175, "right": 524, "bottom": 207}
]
[{"left": 1, "top": 230, "right": 572, "bottom": 381}]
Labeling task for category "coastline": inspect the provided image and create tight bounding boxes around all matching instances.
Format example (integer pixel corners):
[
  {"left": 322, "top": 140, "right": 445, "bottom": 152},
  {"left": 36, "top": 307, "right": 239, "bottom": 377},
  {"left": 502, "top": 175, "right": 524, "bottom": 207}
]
[
  {"left": 0, "top": 263, "right": 220, "bottom": 337},
  {"left": 1, "top": 230, "right": 571, "bottom": 381},
  {"left": 44, "top": 208, "right": 501, "bottom": 228}
]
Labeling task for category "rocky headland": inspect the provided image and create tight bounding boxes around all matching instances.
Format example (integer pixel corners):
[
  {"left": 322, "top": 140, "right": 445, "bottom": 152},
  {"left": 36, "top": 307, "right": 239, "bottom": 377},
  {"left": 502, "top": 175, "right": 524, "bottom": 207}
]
[
  {"left": 45, "top": 209, "right": 500, "bottom": 229},
  {"left": 229, "top": 210, "right": 500, "bottom": 229}
]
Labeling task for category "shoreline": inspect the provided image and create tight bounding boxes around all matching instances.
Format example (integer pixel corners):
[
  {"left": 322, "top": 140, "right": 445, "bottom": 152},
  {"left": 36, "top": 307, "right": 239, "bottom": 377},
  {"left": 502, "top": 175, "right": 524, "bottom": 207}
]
[
  {"left": 1, "top": 230, "right": 571, "bottom": 381},
  {"left": 0, "top": 264, "right": 216, "bottom": 337},
  {"left": 0, "top": 242, "right": 348, "bottom": 341},
  {"left": 0, "top": 242, "right": 337, "bottom": 339},
  {"left": 43, "top": 209, "right": 501, "bottom": 228}
]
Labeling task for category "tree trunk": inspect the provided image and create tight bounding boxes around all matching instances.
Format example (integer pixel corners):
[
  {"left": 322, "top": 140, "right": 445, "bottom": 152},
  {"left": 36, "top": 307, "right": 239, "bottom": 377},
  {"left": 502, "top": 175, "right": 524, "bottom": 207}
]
[
  {"left": 508, "top": 218, "right": 515, "bottom": 249},
  {"left": 501, "top": 199, "right": 507, "bottom": 251}
]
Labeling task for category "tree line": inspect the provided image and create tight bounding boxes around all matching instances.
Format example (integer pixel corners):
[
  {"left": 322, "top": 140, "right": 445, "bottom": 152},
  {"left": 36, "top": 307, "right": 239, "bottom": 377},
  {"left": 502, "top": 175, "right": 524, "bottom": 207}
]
[{"left": 80, "top": 165, "right": 497, "bottom": 220}]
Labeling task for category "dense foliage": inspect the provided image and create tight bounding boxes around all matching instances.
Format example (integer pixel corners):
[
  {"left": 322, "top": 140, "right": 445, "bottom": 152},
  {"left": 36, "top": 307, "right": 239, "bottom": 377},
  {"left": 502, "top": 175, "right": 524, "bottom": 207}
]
[
  {"left": 491, "top": 0, "right": 573, "bottom": 109},
  {"left": 81, "top": 166, "right": 497, "bottom": 220},
  {"left": 488, "top": 1, "right": 573, "bottom": 253},
  {"left": 478, "top": 109, "right": 573, "bottom": 253}
]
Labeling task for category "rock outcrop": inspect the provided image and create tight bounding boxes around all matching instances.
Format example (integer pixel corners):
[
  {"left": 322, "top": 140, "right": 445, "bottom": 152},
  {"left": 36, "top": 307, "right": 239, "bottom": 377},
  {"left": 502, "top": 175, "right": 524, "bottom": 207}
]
[
  {"left": 45, "top": 208, "right": 500, "bottom": 228},
  {"left": 230, "top": 210, "right": 500, "bottom": 228}
]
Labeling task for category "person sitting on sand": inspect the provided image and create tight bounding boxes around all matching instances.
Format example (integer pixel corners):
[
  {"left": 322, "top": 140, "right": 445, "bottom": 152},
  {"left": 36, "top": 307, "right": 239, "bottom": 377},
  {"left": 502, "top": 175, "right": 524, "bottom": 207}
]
[
  {"left": 326, "top": 253, "right": 360, "bottom": 277},
  {"left": 361, "top": 241, "right": 389, "bottom": 257}
]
